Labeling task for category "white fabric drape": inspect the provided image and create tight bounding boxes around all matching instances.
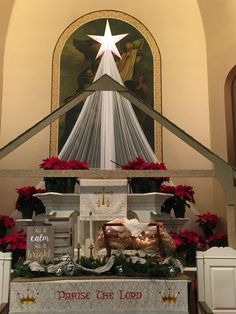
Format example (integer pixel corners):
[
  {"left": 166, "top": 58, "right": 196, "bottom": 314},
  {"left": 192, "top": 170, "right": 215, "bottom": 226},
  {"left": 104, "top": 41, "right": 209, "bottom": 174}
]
[{"left": 59, "top": 50, "right": 156, "bottom": 169}]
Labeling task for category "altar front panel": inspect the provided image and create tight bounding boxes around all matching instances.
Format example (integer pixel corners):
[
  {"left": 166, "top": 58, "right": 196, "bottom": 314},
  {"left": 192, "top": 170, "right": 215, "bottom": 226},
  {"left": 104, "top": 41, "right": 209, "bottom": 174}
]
[
  {"left": 80, "top": 179, "right": 127, "bottom": 221},
  {"left": 9, "top": 278, "right": 188, "bottom": 314}
]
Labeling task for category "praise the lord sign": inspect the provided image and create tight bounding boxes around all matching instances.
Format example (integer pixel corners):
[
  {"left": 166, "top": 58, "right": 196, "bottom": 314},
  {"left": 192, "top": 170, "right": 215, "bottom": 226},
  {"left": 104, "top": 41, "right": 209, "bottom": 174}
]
[
  {"left": 9, "top": 279, "right": 188, "bottom": 313},
  {"left": 26, "top": 225, "right": 54, "bottom": 262}
]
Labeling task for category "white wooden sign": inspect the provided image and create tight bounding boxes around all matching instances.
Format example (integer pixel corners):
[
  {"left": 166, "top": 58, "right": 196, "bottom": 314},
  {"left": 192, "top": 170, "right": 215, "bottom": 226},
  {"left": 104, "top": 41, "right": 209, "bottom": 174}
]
[{"left": 26, "top": 225, "right": 54, "bottom": 262}]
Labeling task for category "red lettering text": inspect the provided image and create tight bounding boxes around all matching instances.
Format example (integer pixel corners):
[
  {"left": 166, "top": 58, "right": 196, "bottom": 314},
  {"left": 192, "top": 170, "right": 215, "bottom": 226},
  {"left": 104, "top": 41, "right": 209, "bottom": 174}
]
[
  {"left": 57, "top": 290, "right": 91, "bottom": 300},
  {"left": 120, "top": 290, "right": 142, "bottom": 299},
  {"left": 96, "top": 290, "right": 114, "bottom": 300}
]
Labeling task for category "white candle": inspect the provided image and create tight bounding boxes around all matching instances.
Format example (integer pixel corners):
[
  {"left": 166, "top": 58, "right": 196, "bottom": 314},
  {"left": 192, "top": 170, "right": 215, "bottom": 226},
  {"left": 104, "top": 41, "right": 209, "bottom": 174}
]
[
  {"left": 77, "top": 215, "right": 80, "bottom": 247},
  {"left": 89, "top": 211, "right": 93, "bottom": 241}
]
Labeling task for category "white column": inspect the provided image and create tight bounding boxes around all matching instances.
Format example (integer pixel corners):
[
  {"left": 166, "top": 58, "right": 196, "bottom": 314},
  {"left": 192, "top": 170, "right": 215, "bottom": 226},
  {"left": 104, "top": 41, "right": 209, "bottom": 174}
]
[{"left": 0, "top": 251, "right": 12, "bottom": 304}]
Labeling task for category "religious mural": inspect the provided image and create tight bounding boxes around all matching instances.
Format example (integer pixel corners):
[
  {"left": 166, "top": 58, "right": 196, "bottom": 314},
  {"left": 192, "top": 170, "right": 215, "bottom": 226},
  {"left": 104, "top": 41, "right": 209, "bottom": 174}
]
[{"left": 58, "top": 18, "right": 154, "bottom": 153}]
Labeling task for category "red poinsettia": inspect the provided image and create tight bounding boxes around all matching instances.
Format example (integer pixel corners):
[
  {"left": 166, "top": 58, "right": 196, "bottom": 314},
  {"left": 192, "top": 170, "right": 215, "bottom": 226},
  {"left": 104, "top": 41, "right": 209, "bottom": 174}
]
[
  {"left": 66, "top": 160, "right": 89, "bottom": 170},
  {"left": 196, "top": 211, "right": 220, "bottom": 229},
  {"left": 40, "top": 157, "right": 89, "bottom": 170},
  {"left": 16, "top": 186, "right": 46, "bottom": 218},
  {"left": 40, "top": 157, "right": 67, "bottom": 169},
  {"left": 0, "top": 215, "right": 15, "bottom": 228},
  {"left": 160, "top": 185, "right": 195, "bottom": 217},
  {"left": 16, "top": 186, "right": 45, "bottom": 199},
  {"left": 169, "top": 232, "right": 184, "bottom": 250},
  {"left": 0, "top": 217, "right": 26, "bottom": 265},
  {"left": 121, "top": 156, "right": 167, "bottom": 171},
  {"left": 170, "top": 230, "right": 204, "bottom": 252},
  {"left": 0, "top": 215, "right": 16, "bottom": 238},
  {"left": 179, "top": 230, "right": 202, "bottom": 246},
  {"left": 208, "top": 232, "right": 228, "bottom": 247},
  {"left": 121, "top": 156, "right": 169, "bottom": 183},
  {"left": 121, "top": 156, "right": 145, "bottom": 170},
  {"left": 161, "top": 185, "right": 195, "bottom": 202},
  {"left": 0, "top": 229, "right": 26, "bottom": 251}
]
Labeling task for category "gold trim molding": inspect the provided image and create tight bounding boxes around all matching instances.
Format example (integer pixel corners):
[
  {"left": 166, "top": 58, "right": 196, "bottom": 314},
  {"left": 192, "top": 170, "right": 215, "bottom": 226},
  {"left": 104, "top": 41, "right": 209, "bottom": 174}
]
[{"left": 50, "top": 10, "right": 162, "bottom": 160}]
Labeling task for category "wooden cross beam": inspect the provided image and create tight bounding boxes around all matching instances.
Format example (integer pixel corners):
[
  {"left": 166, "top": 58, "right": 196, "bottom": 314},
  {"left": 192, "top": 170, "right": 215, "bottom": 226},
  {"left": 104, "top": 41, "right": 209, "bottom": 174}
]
[
  {"left": 0, "top": 74, "right": 235, "bottom": 247},
  {"left": 89, "top": 76, "right": 236, "bottom": 248},
  {"left": 0, "top": 90, "right": 92, "bottom": 159}
]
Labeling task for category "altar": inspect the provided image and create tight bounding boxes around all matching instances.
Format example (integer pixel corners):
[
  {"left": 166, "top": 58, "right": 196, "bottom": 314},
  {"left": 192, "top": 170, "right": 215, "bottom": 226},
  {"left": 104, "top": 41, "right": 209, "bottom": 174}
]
[
  {"left": 0, "top": 12, "right": 234, "bottom": 314},
  {"left": 2, "top": 20, "right": 197, "bottom": 314},
  {"left": 34, "top": 188, "right": 177, "bottom": 258},
  {"left": 35, "top": 190, "right": 172, "bottom": 220},
  {"left": 9, "top": 276, "right": 189, "bottom": 314}
]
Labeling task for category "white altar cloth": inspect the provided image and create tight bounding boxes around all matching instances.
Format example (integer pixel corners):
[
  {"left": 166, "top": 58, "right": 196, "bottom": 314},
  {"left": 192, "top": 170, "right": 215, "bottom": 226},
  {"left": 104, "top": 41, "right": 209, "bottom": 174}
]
[
  {"left": 9, "top": 277, "right": 188, "bottom": 314},
  {"left": 80, "top": 179, "right": 127, "bottom": 220}
]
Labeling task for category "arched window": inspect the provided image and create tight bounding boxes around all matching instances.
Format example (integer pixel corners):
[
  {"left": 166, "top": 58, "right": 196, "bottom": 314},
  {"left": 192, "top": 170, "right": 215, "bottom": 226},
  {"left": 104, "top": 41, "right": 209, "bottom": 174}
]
[{"left": 225, "top": 66, "right": 236, "bottom": 167}]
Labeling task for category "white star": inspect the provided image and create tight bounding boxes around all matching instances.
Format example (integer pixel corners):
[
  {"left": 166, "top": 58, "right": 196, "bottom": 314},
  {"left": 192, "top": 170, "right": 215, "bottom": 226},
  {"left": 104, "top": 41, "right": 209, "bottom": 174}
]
[{"left": 88, "top": 20, "right": 128, "bottom": 59}]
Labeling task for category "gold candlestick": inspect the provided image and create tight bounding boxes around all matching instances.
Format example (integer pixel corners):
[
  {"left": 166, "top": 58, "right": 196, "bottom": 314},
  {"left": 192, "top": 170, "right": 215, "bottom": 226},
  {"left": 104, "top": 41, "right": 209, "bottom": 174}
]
[{"left": 77, "top": 243, "right": 81, "bottom": 263}]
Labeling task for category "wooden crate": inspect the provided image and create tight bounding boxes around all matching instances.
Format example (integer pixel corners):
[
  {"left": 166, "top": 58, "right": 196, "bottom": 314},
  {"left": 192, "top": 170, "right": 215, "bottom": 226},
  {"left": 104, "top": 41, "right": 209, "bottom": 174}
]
[{"left": 49, "top": 216, "right": 75, "bottom": 257}]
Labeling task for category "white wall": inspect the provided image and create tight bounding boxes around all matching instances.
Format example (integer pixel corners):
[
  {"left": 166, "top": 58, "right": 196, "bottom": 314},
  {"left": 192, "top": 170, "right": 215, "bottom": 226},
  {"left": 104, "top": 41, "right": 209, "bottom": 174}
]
[
  {"left": 198, "top": 0, "right": 236, "bottom": 224},
  {"left": 0, "top": 0, "right": 211, "bottom": 216}
]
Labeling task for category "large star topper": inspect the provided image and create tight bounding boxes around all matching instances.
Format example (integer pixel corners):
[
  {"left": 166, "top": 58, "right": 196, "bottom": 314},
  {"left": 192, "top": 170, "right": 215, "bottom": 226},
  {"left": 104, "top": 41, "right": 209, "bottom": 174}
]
[{"left": 88, "top": 20, "right": 128, "bottom": 59}]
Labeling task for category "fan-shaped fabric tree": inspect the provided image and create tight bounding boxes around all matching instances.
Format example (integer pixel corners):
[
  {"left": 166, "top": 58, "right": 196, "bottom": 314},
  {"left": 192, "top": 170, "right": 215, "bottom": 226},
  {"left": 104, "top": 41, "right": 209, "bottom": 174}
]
[{"left": 59, "top": 20, "right": 157, "bottom": 169}]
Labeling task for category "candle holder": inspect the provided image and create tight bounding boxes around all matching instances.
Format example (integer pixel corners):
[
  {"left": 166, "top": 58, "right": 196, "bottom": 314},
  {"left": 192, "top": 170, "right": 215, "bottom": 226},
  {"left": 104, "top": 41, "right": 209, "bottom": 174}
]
[{"left": 76, "top": 243, "right": 81, "bottom": 263}]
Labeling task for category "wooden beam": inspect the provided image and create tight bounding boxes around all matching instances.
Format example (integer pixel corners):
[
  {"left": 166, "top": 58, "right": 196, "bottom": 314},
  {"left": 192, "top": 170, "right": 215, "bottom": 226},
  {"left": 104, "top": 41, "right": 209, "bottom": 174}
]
[
  {"left": 0, "top": 90, "right": 92, "bottom": 159},
  {"left": 0, "top": 303, "right": 8, "bottom": 314},
  {"left": 198, "top": 301, "right": 213, "bottom": 314},
  {"left": 0, "top": 74, "right": 126, "bottom": 160},
  {"left": 87, "top": 74, "right": 127, "bottom": 93},
  {"left": 0, "top": 73, "right": 232, "bottom": 171},
  {"left": 89, "top": 76, "right": 236, "bottom": 248},
  {"left": 0, "top": 74, "right": 236, "bottom": 246},
  {"left": 0, "top": 169, "right": 215, "bottom": 178},
  {"left": 89, "top": 75, "right": 232, "bottom": 169}
]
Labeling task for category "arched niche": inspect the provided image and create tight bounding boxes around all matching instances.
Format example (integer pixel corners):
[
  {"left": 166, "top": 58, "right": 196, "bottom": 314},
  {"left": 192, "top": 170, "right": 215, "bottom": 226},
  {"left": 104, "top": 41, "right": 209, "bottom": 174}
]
[
  {"left": 50, "top": 10, "right": 162, "bottom": 160},
  {"left": 225, "top": 65, "right": 236, "bottom": 169}
]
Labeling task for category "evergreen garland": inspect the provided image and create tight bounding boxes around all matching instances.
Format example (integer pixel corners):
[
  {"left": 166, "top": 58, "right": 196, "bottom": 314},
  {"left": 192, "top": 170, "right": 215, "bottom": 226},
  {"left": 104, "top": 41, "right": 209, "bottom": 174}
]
[{"left": 14, "top": 254, "right": 181, "bottom": 278}]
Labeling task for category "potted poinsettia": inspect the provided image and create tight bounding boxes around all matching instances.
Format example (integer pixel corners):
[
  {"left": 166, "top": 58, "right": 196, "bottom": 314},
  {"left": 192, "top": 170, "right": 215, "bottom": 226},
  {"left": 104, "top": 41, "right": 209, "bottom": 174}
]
[
  {"left": 16, "top": 186, "right": 46, "bottom": 219},
  {"left": 0, "top": 215, "right": 15, "bottom": 238},
  {"left": 170, "top": 229, "right": 205, "bottom": 267},
  {"left": 0, "top": 229, "right": 26, "bottom": 252},
  {"left": 160, "top": 185, "right": 195, "bottom": 218},
  {"left": 40, "top": 157, "right": 89, "bottom": 193},
  {"left": 196, "top": 211, "right": 220, "bottom": 238},
  {"left": 0, "top": 215, "right": 26, "bottom": 266},
  {"left": 121, "top": 156, "right": 169, "bottom": 193},
  {"left": 208, "top": 232, "right": 228, "bottom": 247}
]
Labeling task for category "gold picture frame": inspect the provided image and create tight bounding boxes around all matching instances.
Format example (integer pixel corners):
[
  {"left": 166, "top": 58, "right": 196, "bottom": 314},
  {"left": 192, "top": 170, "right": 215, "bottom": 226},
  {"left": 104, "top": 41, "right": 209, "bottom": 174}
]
[{"left": 50, "top": 10, "right": 162, "bottom": 160}]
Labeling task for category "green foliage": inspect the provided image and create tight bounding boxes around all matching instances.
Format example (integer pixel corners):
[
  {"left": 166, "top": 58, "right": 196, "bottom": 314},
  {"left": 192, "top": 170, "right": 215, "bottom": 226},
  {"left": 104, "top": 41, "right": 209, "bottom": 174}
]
[
  {"left": 14, "top": 261, "right": 35, "bottom": 278},
  {"left": 13, "top": 254, "right": 181, "bottom": 279}
]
